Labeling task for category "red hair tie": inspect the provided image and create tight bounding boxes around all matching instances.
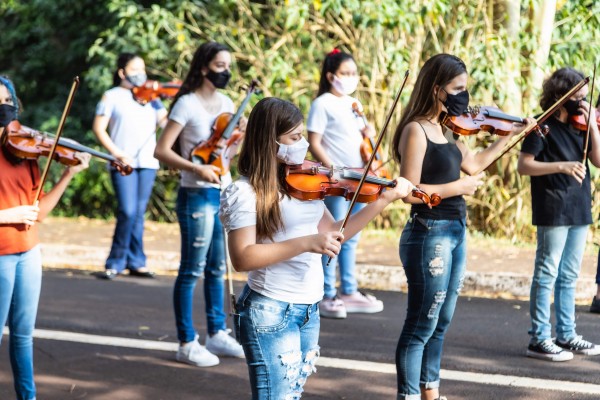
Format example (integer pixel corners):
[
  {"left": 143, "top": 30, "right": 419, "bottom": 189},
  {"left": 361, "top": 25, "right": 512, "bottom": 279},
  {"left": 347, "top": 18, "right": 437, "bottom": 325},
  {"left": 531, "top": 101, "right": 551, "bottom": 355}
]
[{"left": 328, "top": 48, "right": 341, "bottom": 56}]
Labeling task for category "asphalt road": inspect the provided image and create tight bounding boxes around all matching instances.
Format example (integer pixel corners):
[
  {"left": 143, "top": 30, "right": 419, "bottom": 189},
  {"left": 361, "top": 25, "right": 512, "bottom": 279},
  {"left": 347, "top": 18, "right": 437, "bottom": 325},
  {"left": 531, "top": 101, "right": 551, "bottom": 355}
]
[{"left": 1, "top": 270, "right": 600, "bottom": 400}]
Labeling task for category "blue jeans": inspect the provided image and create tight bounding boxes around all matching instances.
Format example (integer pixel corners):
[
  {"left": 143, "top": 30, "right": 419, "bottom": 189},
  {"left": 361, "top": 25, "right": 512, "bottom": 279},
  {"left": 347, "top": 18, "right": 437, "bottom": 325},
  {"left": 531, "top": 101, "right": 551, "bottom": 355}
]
[
  {"left": 106, "top": 168, "right": 157, "bottom": 272},
  {"left": 174, "top": 187, "right": 226, "bottom": 342},
  {"left": 529, "top": 225, "right": 588, "bottom": 343},
  {"left": 395, "top": 216, "right": 466, "bottom": 400},
  {"left": 235, "top": 285, "right": 320, "bottom": 400},
  {"left": 0, "top": 246, "right": 42, "bottom": 400},
  {"left": 322, "top": 196, "right": 366, "bottom": 299},
  {"left": 595, "top": 246, "right": 600, "bottom": 285}
]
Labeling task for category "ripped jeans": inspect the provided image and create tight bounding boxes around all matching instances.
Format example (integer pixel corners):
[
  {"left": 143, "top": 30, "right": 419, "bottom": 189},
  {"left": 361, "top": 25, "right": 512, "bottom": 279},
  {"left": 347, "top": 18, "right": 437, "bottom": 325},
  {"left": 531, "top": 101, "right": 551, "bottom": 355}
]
[
  {"left": 236, "top": 285, "right": 320, "bottom": 400},
  {"left": 396, "top": 216, "right": 466, "bottom": 400},
  {"left": 174, "top": 187, "right": 227, "bottom": 342}
]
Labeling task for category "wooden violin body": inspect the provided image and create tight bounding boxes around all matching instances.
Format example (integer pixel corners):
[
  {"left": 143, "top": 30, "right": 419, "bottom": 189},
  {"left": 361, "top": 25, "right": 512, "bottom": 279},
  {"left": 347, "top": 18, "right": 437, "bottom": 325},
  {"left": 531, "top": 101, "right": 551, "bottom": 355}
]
[
  {"left": 190, "top": 80, "right": 258, "bottom": 174},
  {"left": 570, "top": 113, "right": 600, "bottom": 131},
  {"left": 441, "top": 106, "right": 525, "bottom": 136},
  {"left": 190, "top": 112, "right": 245, "bottom": 174},
  {"left": 132, "top": 80, "right": 181, "bottom": 105},
  {"left": 285, "top": 160, "right": 441, "bottom": 207},
  {"left": 285, "top": 160, "right": 391, "bottom": 203},
  {"left": 2, "top": 120, "right": 133, "bottom": 175}
]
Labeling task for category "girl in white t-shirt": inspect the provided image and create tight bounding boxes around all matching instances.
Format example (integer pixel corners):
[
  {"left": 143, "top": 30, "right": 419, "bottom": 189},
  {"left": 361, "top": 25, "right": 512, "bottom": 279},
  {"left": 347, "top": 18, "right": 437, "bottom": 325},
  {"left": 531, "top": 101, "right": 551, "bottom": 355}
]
[
  {"left": 154, "top": 42, "right": 244, "bottom": 367},
  {"left": 219, "top": 97, "right": 412, "bottom": 399},
  {"left": 93, "top": 53, "right": 167, "bottom": 280},
  {"left": 307, "top": 49, "right": 380, "bottom": 319}
]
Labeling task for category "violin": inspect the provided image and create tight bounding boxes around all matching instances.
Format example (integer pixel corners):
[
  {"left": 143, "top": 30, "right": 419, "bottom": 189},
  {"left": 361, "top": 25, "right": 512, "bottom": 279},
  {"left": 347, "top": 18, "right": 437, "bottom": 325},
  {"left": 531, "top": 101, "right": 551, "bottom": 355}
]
[
  {"left": 570, "top": 113, "right": 600, "bottom": 131},
  {"left": 132, "top": 79, "right": 181, "bottom": 105},
  {"left": 352, "top": 103, "right": 391, "bottom": 179},
  {"left": 191, "top": 80, "right": 258, "bottom": 175},
  {"left": 2, "top": 120, "right": 133, "bottom": 175},
  {"left": 441, "top": 106, "right": 525, "bottom": 136},
  {"left": 285, "top": 160, "right": 441, "bottom": 208}
]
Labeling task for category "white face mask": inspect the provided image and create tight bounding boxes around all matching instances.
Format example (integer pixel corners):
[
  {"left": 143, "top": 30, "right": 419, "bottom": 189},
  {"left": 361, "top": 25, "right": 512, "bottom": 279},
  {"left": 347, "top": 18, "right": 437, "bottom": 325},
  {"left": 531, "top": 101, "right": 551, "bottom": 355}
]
[
  {"left": 276, "top": 136, "right": 309, "bottom": 165},
  {"left": 332, "top": 75, "right": 359, "bottom": 95}
]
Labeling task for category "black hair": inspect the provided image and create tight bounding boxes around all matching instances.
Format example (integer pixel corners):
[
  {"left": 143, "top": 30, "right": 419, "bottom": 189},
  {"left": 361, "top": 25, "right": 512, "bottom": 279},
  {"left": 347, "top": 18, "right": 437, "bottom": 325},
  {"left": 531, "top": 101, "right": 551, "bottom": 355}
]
[
  {"left": 112, "top": 52, "right": 140, "bottom": 87},
  {"left": 540, "top": 67, "right": 585, "bottom": 111},
  {"left": 317, "top": 50, "right": 355, "bottom": 97}
]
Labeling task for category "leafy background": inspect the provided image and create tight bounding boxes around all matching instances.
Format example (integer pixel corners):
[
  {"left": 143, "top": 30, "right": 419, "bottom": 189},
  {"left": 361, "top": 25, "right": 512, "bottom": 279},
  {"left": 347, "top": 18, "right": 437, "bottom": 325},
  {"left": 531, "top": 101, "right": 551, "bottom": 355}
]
[{"left": 1, "top": 0, "right": 599, "bottom": 243}]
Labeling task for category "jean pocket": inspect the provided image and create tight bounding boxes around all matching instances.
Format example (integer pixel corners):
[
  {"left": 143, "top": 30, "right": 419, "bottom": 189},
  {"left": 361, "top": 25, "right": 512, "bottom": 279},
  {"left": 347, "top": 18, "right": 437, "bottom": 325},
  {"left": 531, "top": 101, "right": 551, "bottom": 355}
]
[
  {"left": 250, "top": 304, "right": 289, "bottom": 333},
  {"left": 233, "top": 313, "right": 242, "bottom": 344}
]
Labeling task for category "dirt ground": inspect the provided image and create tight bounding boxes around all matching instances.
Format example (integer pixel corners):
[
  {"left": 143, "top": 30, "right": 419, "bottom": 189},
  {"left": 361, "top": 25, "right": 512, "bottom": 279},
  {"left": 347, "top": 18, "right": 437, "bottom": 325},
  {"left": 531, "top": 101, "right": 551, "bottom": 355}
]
[{"left": 39, "top": 217, "right": 599, "bottom": 278}]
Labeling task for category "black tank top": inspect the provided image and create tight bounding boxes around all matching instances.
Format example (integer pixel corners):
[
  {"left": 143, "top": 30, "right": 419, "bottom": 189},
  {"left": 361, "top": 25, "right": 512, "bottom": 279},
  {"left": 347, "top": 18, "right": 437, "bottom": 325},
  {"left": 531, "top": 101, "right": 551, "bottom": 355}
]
[{"left": 410, "top": 123, "right": 466, "bottom": 219}]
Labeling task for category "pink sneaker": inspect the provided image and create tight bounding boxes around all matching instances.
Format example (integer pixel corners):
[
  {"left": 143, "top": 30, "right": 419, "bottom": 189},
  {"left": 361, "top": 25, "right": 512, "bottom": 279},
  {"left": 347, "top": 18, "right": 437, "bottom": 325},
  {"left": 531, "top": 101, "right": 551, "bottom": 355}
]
[
  {"left": 338, "top": 291, "right": 384, "bottom": 314},
  {"left": 319, "top": 297, "right": 347, "bottom": 319}
]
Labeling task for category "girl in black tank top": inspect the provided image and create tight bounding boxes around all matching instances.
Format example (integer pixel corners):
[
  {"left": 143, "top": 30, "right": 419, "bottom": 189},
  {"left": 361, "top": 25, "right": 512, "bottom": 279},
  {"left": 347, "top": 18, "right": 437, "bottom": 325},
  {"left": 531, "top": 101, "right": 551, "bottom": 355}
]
[{"left": 389, "top": 54, "right": 533, "bottom": 400}]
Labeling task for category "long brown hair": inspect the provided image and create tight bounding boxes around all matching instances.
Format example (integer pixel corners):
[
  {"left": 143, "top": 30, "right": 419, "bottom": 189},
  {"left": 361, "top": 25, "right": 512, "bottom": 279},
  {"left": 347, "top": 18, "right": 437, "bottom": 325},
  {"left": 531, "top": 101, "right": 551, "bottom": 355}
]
[
  {"left": 392, "top": 54, "right": 467, "bottom": 163},
  {"left": 237, "top": 97, "right": 304, "bottom": 240}
]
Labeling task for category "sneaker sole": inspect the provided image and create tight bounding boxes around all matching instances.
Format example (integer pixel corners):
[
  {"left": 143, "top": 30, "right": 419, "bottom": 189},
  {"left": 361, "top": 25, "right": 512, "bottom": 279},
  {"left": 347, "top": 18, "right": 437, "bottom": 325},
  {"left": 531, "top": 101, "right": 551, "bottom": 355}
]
[
  {"left": 319, "top": 310, "right": 347, "bottom": 319},
  {"left": 525, "top": 350, "right": 573, "bottom": 362},
  {"left": 205, "top": 347, "right": 246, "bottom": 358},
  {"left": 175, "top": 354, "right": 220, "bottom": 367},
  {"left": 345, "top": 304, "right": 384, "bottom": 314},
  {"left": 571, "top": 348, "right": 600, "bottom": 356}
]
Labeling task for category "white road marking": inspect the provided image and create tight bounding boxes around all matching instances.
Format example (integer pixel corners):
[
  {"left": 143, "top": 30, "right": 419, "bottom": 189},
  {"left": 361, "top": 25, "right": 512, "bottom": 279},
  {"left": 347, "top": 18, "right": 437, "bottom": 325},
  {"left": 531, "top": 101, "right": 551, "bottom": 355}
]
[{"left": 4, "top": 327, "right": 600, "bottom": 395}]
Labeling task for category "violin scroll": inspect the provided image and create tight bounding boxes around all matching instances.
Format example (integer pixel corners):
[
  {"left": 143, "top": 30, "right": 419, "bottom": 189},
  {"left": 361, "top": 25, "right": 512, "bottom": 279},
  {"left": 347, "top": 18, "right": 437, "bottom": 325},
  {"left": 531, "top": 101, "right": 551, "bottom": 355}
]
[{"left": 411, "top": 186, "right": 442, "bottom": 209}]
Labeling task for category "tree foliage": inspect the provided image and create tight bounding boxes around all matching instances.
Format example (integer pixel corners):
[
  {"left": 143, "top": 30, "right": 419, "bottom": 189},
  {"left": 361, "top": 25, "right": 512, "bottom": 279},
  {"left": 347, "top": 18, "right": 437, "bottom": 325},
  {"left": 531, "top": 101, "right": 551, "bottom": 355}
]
[{"left": 1, "top": 0, "right": 599, "bottom": 240}]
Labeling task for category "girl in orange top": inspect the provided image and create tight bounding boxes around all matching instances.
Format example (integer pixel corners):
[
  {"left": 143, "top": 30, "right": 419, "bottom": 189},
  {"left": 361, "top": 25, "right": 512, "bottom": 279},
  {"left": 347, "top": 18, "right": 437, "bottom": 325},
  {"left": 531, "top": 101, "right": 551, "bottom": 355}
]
[{"left": 0, "top": 75, "right": 90, "bottom": 400}]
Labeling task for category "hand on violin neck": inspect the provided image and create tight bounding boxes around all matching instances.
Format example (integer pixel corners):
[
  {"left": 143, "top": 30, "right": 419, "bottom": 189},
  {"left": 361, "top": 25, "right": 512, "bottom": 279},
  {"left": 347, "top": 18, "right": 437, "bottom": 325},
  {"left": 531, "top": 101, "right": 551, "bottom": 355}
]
[
  {"left": 380, "top": 177, "right": 414, "bottom": 203},
  {"left": 112, "top": 151, "right": 134, "bottom": 167},
  {"left": 66, "top": 152, "right": 91, "bottom": 174},
  {"left": 361, "top": 124, "right": 375, "bottom": 138}
]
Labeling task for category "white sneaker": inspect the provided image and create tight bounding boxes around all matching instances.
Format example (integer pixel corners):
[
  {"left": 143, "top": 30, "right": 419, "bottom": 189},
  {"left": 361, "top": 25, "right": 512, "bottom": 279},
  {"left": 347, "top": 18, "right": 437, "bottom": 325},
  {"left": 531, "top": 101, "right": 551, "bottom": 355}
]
[
  {"left": 176, "top": 335, "right": 220, "bottom": 367},
  {"left": 319, "top": 297, "right": 347, "bottom": 319},
  {"left": 205, "top": 329, "right": 245, "bottom": 358},
  {"left": 338, "top": 291, "right": 384, "bottom": 314}
]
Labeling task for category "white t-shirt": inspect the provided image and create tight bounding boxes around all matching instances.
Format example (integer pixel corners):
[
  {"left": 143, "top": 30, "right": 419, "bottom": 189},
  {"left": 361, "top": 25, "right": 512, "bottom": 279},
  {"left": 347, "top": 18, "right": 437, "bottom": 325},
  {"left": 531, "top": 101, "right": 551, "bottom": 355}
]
[
  {"left": 95, "top": 86, "right": 163, "bottom": 169},
  {"left": 169, "top": 92, "right": 235, "bottom": 189},
  {"left": 219, "top": 177, "right": 326, "bottom": 304},
  {"left": 307, "top": 92, "right": 365, "bottom": 168}
]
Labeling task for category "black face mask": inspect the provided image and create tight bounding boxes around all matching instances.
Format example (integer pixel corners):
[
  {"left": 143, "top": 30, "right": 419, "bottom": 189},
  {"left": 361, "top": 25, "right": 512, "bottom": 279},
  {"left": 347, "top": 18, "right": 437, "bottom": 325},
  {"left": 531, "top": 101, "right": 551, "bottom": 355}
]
[
  {"left": 564, "top": 98, "right": 584, "bottom": 116},
  {"left": 442, "top": 89, "right": 469, "bottom": 116},
  {"left": 0, "top": 104, "right": 17, "bottom": 127},
  {"left": 205, "top": 69, "right": 231, "bottom": 89}
]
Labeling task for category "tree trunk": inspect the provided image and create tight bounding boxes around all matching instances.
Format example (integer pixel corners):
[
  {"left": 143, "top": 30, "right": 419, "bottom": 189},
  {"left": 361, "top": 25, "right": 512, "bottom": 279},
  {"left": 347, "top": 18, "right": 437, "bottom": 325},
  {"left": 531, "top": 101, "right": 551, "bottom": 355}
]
[
  {"left": 523, "top": 0, "right": 557, "bottom": 113},
  {"left": 493, "top": 0, "right": 522, "bottom": 114}
]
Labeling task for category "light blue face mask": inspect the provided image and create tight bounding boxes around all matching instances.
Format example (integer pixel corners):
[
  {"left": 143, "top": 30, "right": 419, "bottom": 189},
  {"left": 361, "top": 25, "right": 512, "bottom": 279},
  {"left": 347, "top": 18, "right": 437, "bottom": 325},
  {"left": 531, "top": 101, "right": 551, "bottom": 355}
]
[
  {"left": 276, "top": 136, "right": 309, "bottom": 165},
  {"left": 125, "top": 73, "right": 147, "bottom": 87}
]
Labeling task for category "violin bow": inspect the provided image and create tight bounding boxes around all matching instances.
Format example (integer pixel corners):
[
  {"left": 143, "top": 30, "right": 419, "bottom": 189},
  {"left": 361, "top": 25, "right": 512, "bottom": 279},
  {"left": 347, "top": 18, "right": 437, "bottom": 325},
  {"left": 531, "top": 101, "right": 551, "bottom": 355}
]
[
  {"left": 33, "top": 76, "right": 80, "bottom": 204},
  {"left": 474, "top": 76, "right": 591, "bottom": 176},
  {"left": 326, "top": 71, "right": 409, "bottom": 266},
  {"left": 581, "top": 64, "right": 596, "bottom": 164}
]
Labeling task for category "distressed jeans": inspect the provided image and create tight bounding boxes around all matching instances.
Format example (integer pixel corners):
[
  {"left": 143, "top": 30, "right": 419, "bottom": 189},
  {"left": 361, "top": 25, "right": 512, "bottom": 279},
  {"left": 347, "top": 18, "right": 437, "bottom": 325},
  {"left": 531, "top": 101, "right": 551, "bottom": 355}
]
[
  {"left": 321, "top": 196, "right": 366, "bottom": 298},
  {"left": 0, "top": 246, "right": 42, "bottom": 400},
  {"left": 174, "top": 187, "right": 226, "bottom": 342},
  {"left": 396, "top": 216, "right": 466, "bottom": 400},
  {"left": 529, "top": 225, "right": 588, "bottom": 343},
  {"left": 235, "top": 285, "right": 320, "bottom": 400}
]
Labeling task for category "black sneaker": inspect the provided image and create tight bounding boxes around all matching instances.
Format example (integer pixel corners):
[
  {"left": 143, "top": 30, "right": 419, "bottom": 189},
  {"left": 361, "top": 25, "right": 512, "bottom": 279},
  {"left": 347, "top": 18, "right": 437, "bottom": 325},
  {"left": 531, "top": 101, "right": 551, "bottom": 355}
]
[
  {"left": 590, "top": 297, "right": 600, "bottom": 313},
  {"left": 526, "top": 339, "right": 573, "bottom": 362},
  {"left": 556, "top": 335, "right": 600, "bottom": 355}
]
